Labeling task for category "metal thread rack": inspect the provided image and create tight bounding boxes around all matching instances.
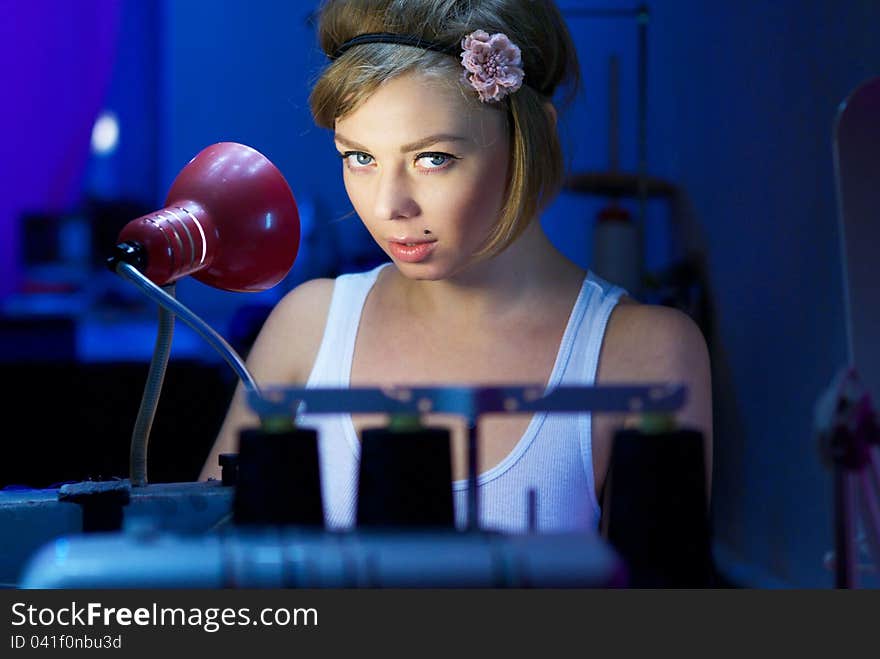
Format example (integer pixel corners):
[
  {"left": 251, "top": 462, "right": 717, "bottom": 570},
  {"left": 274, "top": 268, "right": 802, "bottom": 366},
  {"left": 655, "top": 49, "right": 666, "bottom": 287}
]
[{"left": 248, "top": 383, "right": 686, "bottom": 531}]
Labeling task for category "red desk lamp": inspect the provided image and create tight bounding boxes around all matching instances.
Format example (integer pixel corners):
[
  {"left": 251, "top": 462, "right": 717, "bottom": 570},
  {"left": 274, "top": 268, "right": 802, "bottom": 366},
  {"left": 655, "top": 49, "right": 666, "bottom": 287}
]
[{"left": 106, "top": 142, "right": 300, "bottom": 485}]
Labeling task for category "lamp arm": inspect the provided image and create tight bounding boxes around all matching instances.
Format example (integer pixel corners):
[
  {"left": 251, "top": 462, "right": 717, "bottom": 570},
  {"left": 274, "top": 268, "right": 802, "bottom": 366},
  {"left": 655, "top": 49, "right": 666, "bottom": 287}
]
[
  {"left": 114, "top": 262, "right": 262, "bottom": 486},
  {"left": 127, "top": 281, "right": 175, "bottom": 487},
  {"left": 114, "top": 262, "right": 260, "bottom": 394},
  {"left": 113, "top": 262, "right": 261, "bottom": 486}
]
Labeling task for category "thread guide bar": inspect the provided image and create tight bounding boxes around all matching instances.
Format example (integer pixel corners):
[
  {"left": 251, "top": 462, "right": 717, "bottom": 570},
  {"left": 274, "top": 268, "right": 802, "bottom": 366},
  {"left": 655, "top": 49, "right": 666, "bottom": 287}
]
[{"left": 248, "top": 383, "right": 686, "bottom": 421}]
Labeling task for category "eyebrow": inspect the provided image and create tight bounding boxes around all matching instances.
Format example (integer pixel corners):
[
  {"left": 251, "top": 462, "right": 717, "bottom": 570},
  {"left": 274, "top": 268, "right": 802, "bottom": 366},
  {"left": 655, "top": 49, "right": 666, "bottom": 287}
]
[{"left": 334, "top": 133, "right": 470, "bottom": 153}]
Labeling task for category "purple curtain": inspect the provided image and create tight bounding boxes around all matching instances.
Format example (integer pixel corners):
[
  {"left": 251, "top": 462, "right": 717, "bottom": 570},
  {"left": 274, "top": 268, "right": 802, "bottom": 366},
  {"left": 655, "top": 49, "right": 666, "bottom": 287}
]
[{"left": 0, "top": 0, "right": 121, "bottom": 297}]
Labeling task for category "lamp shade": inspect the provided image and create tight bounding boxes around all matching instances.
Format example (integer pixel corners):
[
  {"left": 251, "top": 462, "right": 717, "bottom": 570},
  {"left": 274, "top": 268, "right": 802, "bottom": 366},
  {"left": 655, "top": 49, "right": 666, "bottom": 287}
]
[{"left": 116, "top": 142, "right": 299, "bottom": 291}]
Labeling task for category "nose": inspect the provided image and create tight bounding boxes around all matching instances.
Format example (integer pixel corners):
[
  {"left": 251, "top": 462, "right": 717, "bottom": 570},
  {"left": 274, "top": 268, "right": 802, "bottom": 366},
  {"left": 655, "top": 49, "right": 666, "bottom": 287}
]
[{"left": 373, "top": 166, "right": 419, "bottom": 221}]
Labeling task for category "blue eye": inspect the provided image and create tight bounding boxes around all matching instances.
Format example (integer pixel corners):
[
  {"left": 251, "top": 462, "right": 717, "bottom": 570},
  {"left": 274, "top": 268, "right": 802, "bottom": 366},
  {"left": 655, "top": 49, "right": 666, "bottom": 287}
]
[
  {"left": 415, "top": 152, "right": 457, "bottom": 171},
  {"left": 340, "top": 151, "right": 374, "bottom": 168}
]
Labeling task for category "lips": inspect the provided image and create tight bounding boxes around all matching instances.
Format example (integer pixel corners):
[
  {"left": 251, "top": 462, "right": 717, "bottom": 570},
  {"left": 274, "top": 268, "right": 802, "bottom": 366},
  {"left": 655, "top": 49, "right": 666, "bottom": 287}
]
[{"left": 387, "top": 238, "right": 437, "bottom": 263}]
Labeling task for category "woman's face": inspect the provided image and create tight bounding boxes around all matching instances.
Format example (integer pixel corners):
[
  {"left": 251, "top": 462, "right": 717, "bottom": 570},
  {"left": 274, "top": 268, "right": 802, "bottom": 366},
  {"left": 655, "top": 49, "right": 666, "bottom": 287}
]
[{"left": 334, "top": 72, "right": 510, "bottom": 280}]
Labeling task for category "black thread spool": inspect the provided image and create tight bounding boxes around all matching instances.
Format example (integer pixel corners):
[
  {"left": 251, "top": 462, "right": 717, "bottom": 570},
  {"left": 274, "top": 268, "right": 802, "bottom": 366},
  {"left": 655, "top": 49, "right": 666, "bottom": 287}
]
[
  {"left": 232, "top": 425, "right": 324, "bottom": 527},
  {"left": 600, "top": 424, "right": 713, "bottom": 587},
  {"left": 356, "top": 425, "right": 455, "bottom": 528}
]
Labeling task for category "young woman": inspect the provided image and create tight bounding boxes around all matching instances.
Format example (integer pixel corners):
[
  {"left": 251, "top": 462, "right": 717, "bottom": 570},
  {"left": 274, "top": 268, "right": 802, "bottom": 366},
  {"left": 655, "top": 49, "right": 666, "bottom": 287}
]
[{"left": 200, "top": 0, "right": 712, "bottom": 534}]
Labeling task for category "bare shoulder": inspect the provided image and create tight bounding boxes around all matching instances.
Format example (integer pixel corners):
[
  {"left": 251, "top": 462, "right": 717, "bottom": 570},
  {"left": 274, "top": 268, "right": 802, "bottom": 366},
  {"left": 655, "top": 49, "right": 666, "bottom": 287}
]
[
  {"left": 199, "top": 277, "right": 336, "bottom": 480},
  {"left": 598, "top": 298, "right": 710, "bottom": 382},
  {"left": 595, "top": 297, "right": 714, "bottom": 497},
  {"left": 245, "top": 277, "right": 336, "bottom": 385},
  {"left": 268, "top": 278, "right": 335, "bottom": 325}
]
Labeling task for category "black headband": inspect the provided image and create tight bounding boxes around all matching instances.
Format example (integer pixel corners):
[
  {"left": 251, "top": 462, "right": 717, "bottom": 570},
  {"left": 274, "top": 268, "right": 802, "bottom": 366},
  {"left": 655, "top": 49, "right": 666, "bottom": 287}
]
[
  {"left": 330, "top": 33, "right": 458, "bottom": 60},
  {"left": 328, "top": 31, "right": 553, "bottom": 97}
]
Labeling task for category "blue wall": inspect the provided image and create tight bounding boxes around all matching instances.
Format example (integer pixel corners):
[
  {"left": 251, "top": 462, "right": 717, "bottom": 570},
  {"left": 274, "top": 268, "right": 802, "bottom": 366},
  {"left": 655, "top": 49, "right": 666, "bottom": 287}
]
[
  {"left": 3, "top": 0, "right": 879, "bottom": 587},
  {"left": 644, "top": 0, "right": 879, "bottom": 587},
  {"left": 0, "top": 0, "right": 121, "bottom": 297}
]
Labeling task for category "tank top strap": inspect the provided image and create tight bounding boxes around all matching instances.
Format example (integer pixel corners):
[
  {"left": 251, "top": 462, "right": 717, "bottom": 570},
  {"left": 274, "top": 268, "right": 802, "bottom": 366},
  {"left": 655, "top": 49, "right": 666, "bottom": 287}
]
[
  {"left": 306, "top": 263, "right": 390, "bottom": 387},
  {"left": 560, "top": 270, "right": 627, "bottom": 385}
]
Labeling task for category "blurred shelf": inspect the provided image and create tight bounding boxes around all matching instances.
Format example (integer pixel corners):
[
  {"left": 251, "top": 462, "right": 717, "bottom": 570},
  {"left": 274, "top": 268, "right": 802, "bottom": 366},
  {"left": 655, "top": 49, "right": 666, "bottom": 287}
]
[
  {"left": 564, "top": 171, "right": 678, "bottom": 199},
  {"left": 0, "top": 307, "right": 223, "bottom": 364}
]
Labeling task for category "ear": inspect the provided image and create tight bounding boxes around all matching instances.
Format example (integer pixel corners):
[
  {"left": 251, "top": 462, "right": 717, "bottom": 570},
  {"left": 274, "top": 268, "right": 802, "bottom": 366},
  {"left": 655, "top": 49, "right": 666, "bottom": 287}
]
[{"left": 544, "top": 101, "right": 557, "bottom": 127}]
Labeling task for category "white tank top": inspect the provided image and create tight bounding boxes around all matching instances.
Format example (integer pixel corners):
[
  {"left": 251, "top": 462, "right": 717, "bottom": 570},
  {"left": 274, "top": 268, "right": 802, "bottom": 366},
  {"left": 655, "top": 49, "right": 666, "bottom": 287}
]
[{"left": 298, "top": 263, "right": 625, "bottom": 533}]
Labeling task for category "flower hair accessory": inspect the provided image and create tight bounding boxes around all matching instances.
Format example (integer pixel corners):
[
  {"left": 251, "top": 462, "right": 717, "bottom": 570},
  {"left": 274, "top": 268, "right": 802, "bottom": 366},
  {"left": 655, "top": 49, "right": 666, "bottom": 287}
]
[{"left": 460, "top": 30, "right": 525, "bottom": 103}]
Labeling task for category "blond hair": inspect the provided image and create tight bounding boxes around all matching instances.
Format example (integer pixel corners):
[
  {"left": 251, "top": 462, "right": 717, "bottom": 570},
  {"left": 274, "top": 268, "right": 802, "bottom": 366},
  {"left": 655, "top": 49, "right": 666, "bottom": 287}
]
[{"left": 309, "top": 0, "right": 579, "bottom": 258}]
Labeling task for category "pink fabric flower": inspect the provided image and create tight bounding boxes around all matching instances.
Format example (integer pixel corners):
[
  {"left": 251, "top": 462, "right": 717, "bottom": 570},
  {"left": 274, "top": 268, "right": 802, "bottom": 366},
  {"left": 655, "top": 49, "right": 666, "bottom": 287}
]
[{"left": 460, "top": 30, "right": 525, "bottom": 103}]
